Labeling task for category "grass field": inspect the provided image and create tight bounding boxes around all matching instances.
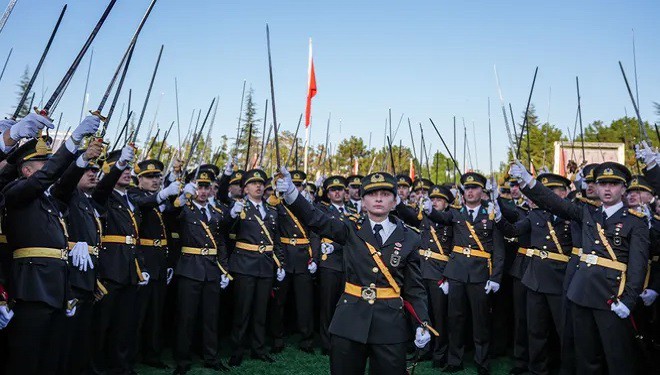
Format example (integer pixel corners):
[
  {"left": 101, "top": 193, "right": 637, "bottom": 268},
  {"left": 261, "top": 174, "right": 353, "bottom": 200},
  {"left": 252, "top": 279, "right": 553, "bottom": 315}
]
[{"left": 136, "top": 338, "right": 514, "bottom": 375}]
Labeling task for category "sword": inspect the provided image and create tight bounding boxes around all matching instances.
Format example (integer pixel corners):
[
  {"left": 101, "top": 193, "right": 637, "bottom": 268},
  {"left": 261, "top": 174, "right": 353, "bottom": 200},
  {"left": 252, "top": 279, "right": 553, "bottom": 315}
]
[
  {"left": 576, "top": 77, "right": 586, "bottom": 163},
  {"left": 515, "top": 67, "right": 539, "bottom": 161},
  {"left": 493, "top": 65, "right": 518, "bottom": 154},
  {"left": 143, "top": 128, "right": 160, "bottom": 160},
  {"left": 0, "top": 0, "right": 18, "bottom": 36},
  {"left": 0, "top": 47, "right": 12, "bottom": 86},
  {"left": 284, "top": 113, "right": 303, "bottom": 169},
  {"left": 156, "top": 121, "right": 175, "bottom": 160},
  {"left": 619, "top": 61, "right": 650, "bottom": 142},
  {"left": 132, "top": 45, "right": 164, "bottom": 144},
  {"left": 233, "top": 80, "right": 246, "bottom": 156}
]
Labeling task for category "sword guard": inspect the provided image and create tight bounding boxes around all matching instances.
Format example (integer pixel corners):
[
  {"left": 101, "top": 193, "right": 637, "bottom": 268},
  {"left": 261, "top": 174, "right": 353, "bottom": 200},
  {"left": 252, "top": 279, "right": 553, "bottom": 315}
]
[
  {"left": 34, "top": 107, "right": 52, "bottom": 121},
  {"left": 89, "top": 110, "right": 107, "bottom": 122}
]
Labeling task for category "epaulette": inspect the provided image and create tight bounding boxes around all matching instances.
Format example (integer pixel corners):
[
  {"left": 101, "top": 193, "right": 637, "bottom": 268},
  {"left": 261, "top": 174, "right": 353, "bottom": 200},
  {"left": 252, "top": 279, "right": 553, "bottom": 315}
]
[
  {"left": 628, "top": 208, "right": 646, "bottom": 218},
  {"left": 211, "top": 205, "right": 223, "bottom": 214},
  {"left": 321, "top": 201, "right": 330, "bottom": 206},
  {"left": 576, "top": 196, "right": 601, "bottom": 207},
  {"left": 450, "top": 204, "right": 462, "bottom": 210},
  {"left": 654, "top": 214, "right": 660, "bottom": 221},
  {"left": 404, "top": 224, "right": 420, "bottom": 234},
  {"left": 347, "top": 214, "right": 360, "bottom": 222}
]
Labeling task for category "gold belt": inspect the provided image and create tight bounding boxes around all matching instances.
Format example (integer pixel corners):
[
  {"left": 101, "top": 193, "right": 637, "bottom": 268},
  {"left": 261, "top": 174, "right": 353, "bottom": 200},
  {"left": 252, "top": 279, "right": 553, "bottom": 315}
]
[
  {"left": 280, "top": 237, "right": 310, "bottom": 246},
  {"left": 102, "top": 235, "right": 137, "bottom": 245},
  {"left": 0, "top": 235, "right": 7, "bottom": 244},
  {"left": 14, "top": 247, "right": 68, "bottom": 260},
  {"left": 651, "top": 255, "right": 660, "bottom": 263},
  {"left": 526, "top": 248, "right": 569, "bottom": 263},
  {"left": 235, "top": 242, "right": 274, "bottom": 253},
  {"left": 139, "top": 238, "right": 168, "bottom": 247},
  {"left": 418, "top": 249, "right": 449, "bottom": 262},
  {"left": 571, "top": 247, "right": 583, "bottom": 257},
  {"left": 67, "top": 242, "right": 100, "bottom": 256},
  {"left": 170, "top": 232, "right": 180, "bottom": 239},
  {"left": 517, "top": 247, "right": 529, "bottom": 256},
  {"left": 228, "top": 234, "right": 236, "bottom": 240},
  {"left": 579, "top": 254, "right": 627, "bottom": 272},
  {"left": 344, "top": 282, "right": 400, "bottom": 304},
  {"left": 181, "top": 247, "right": 217, "bottom": 256},
  {"left": 452, "top": 245, "right": 491, "bottom": 259}
]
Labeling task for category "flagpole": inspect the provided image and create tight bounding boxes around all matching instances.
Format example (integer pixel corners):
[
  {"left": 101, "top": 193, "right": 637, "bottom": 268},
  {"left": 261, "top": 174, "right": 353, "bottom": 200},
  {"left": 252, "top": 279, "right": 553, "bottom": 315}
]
[{"left": 303, "top": 37, "right": 313, "bottom": 175}]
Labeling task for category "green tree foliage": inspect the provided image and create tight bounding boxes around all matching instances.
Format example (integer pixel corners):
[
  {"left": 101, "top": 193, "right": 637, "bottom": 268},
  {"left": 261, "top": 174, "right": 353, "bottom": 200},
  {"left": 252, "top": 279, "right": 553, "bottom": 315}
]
[
  {"left": 14, "top": 66, "right": 32, "bottom": 118},
  {"left": 235, "top": 88, "right": 261, "bottom": 169},
  {"left": 583, "top": 116, "right": 657, "bottom": 167}
]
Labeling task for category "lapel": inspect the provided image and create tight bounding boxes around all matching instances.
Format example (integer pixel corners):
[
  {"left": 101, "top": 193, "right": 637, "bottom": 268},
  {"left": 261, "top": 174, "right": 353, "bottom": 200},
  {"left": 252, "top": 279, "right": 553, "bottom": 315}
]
[
  {"left": 593, "top": 206, "right": 605, "bottom": 226},
  {"left": 606, "top": 206, "right": 624, "bottom": 227},
  {"left": 357, "top": 219, "right": 379, "bottom": 248},
  {"left": 473, "top": 204, "right": 487, "bottom": 224}
]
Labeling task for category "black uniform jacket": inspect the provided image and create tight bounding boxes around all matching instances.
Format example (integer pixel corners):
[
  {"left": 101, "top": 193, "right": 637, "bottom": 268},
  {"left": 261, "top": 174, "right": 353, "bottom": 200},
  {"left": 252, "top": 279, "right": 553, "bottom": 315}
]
[
  {"left": 277, "top": 201, "right": 318, "bottom": 274},
  {"left": 174, "top": 201, "right": 228, "bottom": 282},
  {"left": 228, "top": 199, "right": 284, "bottom": 278},
  {"left": 396, "top": 201, "right": 453, "bottom": 282},
  {"left": 92, "top": 165, "right": 143, "bottom": 286},
  {"left": 129, "top": 188, "right": 169, "bottom": 280},
  {"left": 313, "top": 202, "right": 353, "bottom": 273},
  {"left": 51, "top": 160, "right": 104, "bottom": 293},
  {"left": 498, "top": 208, "right": 573, "bottom": 295},
  {"left": 524, "top": 182, "right": 649, "bottom": 310},
  {"left": 3, "top": 143, "right": 77, "bottom": 308},
  {"left": 427, "top": 203, "right": 506, "bottom": 284},
  {"left": 287, "top": 194, "right": 428, "bottom": 345}
]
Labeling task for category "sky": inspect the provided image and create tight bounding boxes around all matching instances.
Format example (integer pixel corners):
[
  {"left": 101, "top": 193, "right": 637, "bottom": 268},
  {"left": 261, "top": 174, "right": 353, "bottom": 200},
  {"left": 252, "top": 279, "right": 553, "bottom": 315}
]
[{"left": 0, "top": 0, "right": 658, "bottom": 171}]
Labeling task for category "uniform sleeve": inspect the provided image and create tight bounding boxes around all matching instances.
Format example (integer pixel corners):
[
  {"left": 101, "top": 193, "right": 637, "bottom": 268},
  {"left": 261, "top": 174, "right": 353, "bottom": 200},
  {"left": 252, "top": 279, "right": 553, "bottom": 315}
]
[
  {"left": 496, "top": 216, "right": 531, "bottom": 238},
  {"left": 497, "top": 197, "right": 521, "bottom": 222},
  {"left": 217, "top": 173, "right": 231, "bottom": 204},
  {"left": 522, "top": 182, "right": 583, "bottom": 222},
  {"left": 128, "top": 188, "right": 159, "bottom": 208},
  {"left": 92, "top": 164, "right": 124, "bottom": 207},
  {"left": 490, "top": 226, "right": 506, "bottom": 284},
  {"left": 643, "top": 165, "right": 660, "bottom": 193},
  {"left": 402, "top": 235, "right": 430, "bottom": 324},
  {"left": 427, "top": 207, "right": 454, "bottom": 225},
  {"left": 50, "top": 159, "right": 86, "bottom": 203},
  {"left": 286, "top": 193, "right": 350, "bottom": 246},
  {"left": 620, "top": 218, "right": 650, "bottom": 309},
  {"left": 395, "top": 201, "right": 422, "bottom": 227}
]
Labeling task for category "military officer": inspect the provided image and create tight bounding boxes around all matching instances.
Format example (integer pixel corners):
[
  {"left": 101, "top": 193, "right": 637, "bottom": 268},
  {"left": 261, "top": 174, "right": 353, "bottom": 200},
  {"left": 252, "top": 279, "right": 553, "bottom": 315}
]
[
  {"left": 424, "top": 172, "right": 506, "bottom": 375},
  {"left": 396, "top": 184, "right": 454, "bottom": 368},
  {"left": 270, "top": 170, "right": 317, "bottom": 353},
  {"left": 346, "top": 174, "right": 363, "bottom": 213},
  {"left": 510, "top": 160, "right": 649, "bottom": 374},
  {"left": 396, "top": 174, "right": 413, "bottom": 203},
  {"left": 227, "top": 168, "right": 285, "bottom": 367},
  {"left": 278, "top": 169, "right": 432, "bottom": 374}
]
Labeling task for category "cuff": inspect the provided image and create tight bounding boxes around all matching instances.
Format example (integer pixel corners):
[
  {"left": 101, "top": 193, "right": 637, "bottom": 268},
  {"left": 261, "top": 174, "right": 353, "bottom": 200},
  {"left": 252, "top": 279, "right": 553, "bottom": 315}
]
[
  {"left": 75, "top": 155, "right": 89, "bottom": 168},
  {"left": 284, "top": 189, "right": 299, "bottom": 205},
  {"left": 115, "top": 160, "right": 128, "bottom": 170},
  {"left": 0, "top": 132, "right": 13, "bottom": 154},
  {"left": 156, "top": 190, "right": 166, "bottom": 204},
  {"left": 65, "top": 138, "right": 78, "bottom": 154}
]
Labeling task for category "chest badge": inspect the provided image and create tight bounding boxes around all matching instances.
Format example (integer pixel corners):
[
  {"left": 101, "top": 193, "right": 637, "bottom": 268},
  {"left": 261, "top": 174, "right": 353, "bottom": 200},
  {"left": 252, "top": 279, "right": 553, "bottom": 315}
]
[
  {"left": 390, "top": 253, "right": 401, "bottom": 267},
  {"left": 613, "top": 236, "right": 622, "bottom": 246}
]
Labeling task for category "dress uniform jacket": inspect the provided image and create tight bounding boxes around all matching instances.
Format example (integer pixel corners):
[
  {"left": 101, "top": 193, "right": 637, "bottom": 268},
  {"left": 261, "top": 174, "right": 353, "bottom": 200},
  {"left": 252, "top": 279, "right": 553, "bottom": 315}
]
[
  {"left": 428, "top": 203, "right": 506, "bottom": 284},
  {"left": 175, "top": 202, "right": 228, "bottom": 281},
  {"left": 276, "top": 202, "right": 317, "bottom": 274},
  {"left": 129, "top": 188, "right": 169, "bottom": 281},
  {"left": 2, "top": 143, "right": 77, "bottom": 308},
  {"left": 287, "top": 194, "right": 429, "bottom": 344},
  {"left": 50, "top": 161, "right": 103, "bottom": 293},
  {"left": 228, "top": 199, "right": 284, "bottom": 277},
  {"left": 524, "top": 183, "right": 649, "bottom": 310},
  {"left": 315, "top": 202, "right": 352, "bottom": 272},
  {"left": 93, "top": 165, "right": 143, "bottom": 286},
  {"left": 648, "top": 216, "right": 660, "bottom": 293},
  {"left": 500, "top": 203, "right": 531, "bottom": 280},
  {"left": 396, "top": 202, "right": 453, "bottom": 281},
  {"left": 498, "top": 208, "right": 573, "bottom": 295}
]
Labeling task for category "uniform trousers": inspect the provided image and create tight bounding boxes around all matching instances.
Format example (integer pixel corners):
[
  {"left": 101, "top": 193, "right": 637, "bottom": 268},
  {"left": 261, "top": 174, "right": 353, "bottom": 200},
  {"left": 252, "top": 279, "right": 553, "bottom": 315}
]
[
  {"left": 447, "top": 279, "right": 491, "bottom": 368},
  {"left": 271, "top": 271, "right": 314, "bottom": 349},
  {"left": 231, "top": 274, "right": 273, "bottom": 356},
  {"left": 572, "top": 302, "right": 635, "bottom": 375},
  {"left": 330, "top": 335, "right": 407, "bottom": 375},
  {"left": 319, "top": 268, "right": 344, "bottom": 352},
  {"left": 425, "top": 278, "right": 448, "bottom": 364},
  {"left": 7, "top": 300, "right": 65, "bottom": 375},
  {"left": 174, "top": 276, "right": 220, "bottom": 367},
  {"left": 59, "top": 291, "right": 94, "bottom": 375},
  {"left": 132, "top": 276, "right": 167, "bottom": 364},
  {"left": 527, "top": 290, "right": 562, "bottom": 375},
  {"left": 512, "top": 277, "right": 529, "bottom": 369}
]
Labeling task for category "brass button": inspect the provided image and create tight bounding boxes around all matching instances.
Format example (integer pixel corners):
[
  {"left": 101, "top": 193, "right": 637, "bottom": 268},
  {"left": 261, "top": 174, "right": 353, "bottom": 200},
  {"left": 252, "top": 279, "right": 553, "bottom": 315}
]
[
  {"left": 595, "top": 240, "right": 600, "bottom": 244},
  {"left": 372, "top": 267, "right": 379, "bottom": 273},
  {"left": 370, "top": 283, "right": 376, "bottom": 288}
]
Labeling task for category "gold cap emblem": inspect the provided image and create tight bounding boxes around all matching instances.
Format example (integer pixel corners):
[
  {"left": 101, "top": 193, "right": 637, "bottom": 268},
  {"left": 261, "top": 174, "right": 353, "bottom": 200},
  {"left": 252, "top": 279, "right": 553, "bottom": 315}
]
[
  {"left": 371, "top": 173, "right": 385, "bottom": 183},
  {"left": 603, "top": 168, "right": 614, "bottom": 176}
]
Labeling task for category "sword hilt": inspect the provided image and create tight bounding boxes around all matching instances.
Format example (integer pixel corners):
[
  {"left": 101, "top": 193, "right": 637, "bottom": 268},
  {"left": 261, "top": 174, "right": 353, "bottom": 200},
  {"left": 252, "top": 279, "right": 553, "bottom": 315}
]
[{"left": 89, "top": 109, "right": 107, "bottom": 122}]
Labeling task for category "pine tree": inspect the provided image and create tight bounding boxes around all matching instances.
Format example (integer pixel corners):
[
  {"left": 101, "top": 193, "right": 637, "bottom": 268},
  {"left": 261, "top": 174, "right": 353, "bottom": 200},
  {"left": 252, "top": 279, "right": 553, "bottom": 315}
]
[
  {"left": 14, "top": 65, "right": 32, "bottom": 118},
  {"left": 236, "top": 87, "right": 261, "bottom": 169}
]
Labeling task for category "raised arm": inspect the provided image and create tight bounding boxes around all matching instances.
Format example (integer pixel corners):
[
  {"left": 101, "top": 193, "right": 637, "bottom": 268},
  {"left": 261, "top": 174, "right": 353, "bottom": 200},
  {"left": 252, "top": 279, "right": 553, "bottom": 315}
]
[
  {"left": 395, "top": 200, "right": 422, "bottom": 227},
  {"left": 495, "top": 215, "right": 531, "bottom": 238}
]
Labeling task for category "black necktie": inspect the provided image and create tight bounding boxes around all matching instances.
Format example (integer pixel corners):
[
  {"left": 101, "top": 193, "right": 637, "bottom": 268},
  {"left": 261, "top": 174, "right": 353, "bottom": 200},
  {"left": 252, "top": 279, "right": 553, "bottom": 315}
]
[
  {"left": 602, "top": 211, "right": 608, "bottom": 223},
  {"left": 373, "top": 224, "right": 383, "bottom": 247},
  {"left": 200, "top": 207, "right": 208, "bottom": 223},
  {"left": 256, "top": 204, "right": 263, "bottom": 219},
  {"left": 124, "top": 195, "right": 132, "bottom": 211},
  {"left": 468, "top": 209, "right": 474, "bottom": 222},
  {"left": 338, "top": 207, "right": 344, "bottom": 214}
]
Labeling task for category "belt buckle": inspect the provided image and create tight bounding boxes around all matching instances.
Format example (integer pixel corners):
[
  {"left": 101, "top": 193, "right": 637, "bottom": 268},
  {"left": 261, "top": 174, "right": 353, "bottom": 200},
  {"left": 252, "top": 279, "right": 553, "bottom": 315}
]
[
  {"left": 423, "top": 249, "right": 433, "bottom": 258},
  {"left": 61, "top": 249, "right": 68, "bottom": 260},
  {"left": 153, "top": 239, "right": 161, "bottom": 247},
  {"left": 525, "top": 249, "right": 533, "bottom": 257},
  {"left": 361, "top": 287, "right": 376, "bottom": 305},
  {"left": 584, "top": 254, "right": 598, "bottom": 266},
  {"left": 91, "top": 246, "right": 99, "bottom": 256},
  {"left": 463, "top": 247, "right": 471, "bottom": 257},
  {"left": 539, "top": 250, "right": 548, "bottom": 260},
  {"left": 290, "top": 238, "right": 297, "bottom": 246},
  {"left": 201, "top": 248, "right": 209, "bottom": 256},
  {"left": 125, "top": 235, "right": 134, "bottom": 245},
  {"left": 258, "top": 245, "right": 266, "bottom": 254}
]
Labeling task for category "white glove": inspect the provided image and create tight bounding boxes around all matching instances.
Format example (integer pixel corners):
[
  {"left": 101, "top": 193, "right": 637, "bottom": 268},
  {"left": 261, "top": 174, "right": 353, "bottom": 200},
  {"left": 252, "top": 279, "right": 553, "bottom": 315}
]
[
  {"left": 439, "top": 279, "right": 449, "bottom": 295},
  {"left": 166, "top": 268, "right": 174, "bottom": 285},
  {"left": 183, "top": 182, "right": 197, "bottom": 197},
  {"left": 220, "top": 274, "right": 230, "bottom": 289},
  {"left": 276, "top": 268, "right": 285, "bottom": 282},
  {"left": 493, "top": 200, "right": 502, "bottom": 222},
  {"left": 610, "top": 301, "right": 630, "bottom": 318},
  {"left": 118, "top": 145, "right": 135, "bottom": 165},
  {"left": 138, "top": 272, "right": 150, "bottom": 286},
  {"left": 276, "top": 167, "right": 296, "bottom": 197},
  {"left": 315, "top": 176, "right": 324, "bottom": 187},
  {"left": 176, "top": 193, "right": 188, "bottom": 206},
  {"left": 422, "top": 198, "right": 432, "bottom": 215},
  {"left": 640, "top": 289, "right": 659, "bottom": 306},
  {"left": 9, "top": 113, "right": 54, "bottom": 141},
  {"left": 223, "top": 158, "right": 234, "bottom": 176},
  {"left": 509, "top": 160, "right": 533, "bottom": 185},
  {"left": 321, "top": 242, "right": 334, "bottom": 255},
  {"left": 414, "top": 326, "right": 431, "bottom": 349},
  {"left": 635, "top": 141, "right": 657, "bottom": 167},
  {"left": 230, "top": 200, "right": 245, "bottom": 219},
  {"left": 71, "top": 115, "right": 101, "bottom": 142},
  {"left": 65, "top": 300, "right": 77, "bottom": 318},
  {"left": 158, "top": 180, "right": 181, "bottom": 201},
  {"left": 308, "top": 261, "right": 317, "bottom": 274},
  {"left": 70, "top": 242, "right": 94, "bottom": 272},
  {"left": 484, "top": 280, "right": 500, "bottom": 294},
  {"left": 485, "top": 178, "right": 493, "bottom": 192},
  {"left": 0, "top": 119, "right": 16, "bottom": 132},
  {"left": 0, "top": 305, "right": 13, "bottom": 329}
]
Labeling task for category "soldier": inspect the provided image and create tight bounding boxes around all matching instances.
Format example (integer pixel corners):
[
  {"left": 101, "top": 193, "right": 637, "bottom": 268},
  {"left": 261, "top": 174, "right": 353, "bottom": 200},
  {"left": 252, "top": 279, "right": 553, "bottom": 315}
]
[
  {"left": 276, "top": 169, "right": 432, "bottom": 374},
  {"left": 128, "top": 159, "right": 181, "bottom": 369},
  {"left": 346, "top": 174, "right": 363, "bottom": 213},
  {"left": 510, "top": 160, "right": 649, "bottom": 374},
  {"left": 495, "top": 173, "right": 574, "bottom": 375},
  {"left": 424, "top": 172, "right": 506, "bottom": 375},
  {"left": 172, "top": 169, "right": 231, "bottom": 374},
  {"left": 396, "top": 174, "right": 413, "bottom": 203},
  {"left": 91, "top": 145, "right": 151, "bottom": 374},
  {"left": 396, "top": 184, "right": 454, "bottom": 368},
  {"left": 413, "top": 177, "right": 433, "bottom": 199},
  {"left": 49, "top": 141, "right": 104, "bottom": 375},
  {"left": 270, "top": 170, "right": 318, "bottom": 354},
  {"left": 227, "top": 168, "right": 285, "bottom": 367},
  {"left": 314, "top": 175, "right": 355, "bottom": 355},
  {"left": 2, "top": 114, "right": 100, "bottom": 374}
]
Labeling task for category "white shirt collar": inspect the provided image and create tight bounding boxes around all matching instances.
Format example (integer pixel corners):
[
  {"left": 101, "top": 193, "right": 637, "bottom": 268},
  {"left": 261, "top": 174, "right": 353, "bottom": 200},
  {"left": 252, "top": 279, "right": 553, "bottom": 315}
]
[
  {"left": 369, "top": 217, "right": 396, "bottom": 244},
  {"left": 603, "top": 201, "right": 624, "bottom": 219},
  {"left": 192, "top": 201, "right": 209, "bottom": 211},
  {"left": 332, "top": 203, "right": 346, "bottom": 212}
]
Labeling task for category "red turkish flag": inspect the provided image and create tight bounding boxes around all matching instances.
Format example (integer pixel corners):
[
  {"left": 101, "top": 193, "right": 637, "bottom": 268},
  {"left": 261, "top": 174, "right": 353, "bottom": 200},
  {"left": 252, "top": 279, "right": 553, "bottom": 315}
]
[{"left": 305, "top": 38, "right": 317, "bottom": 128}]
